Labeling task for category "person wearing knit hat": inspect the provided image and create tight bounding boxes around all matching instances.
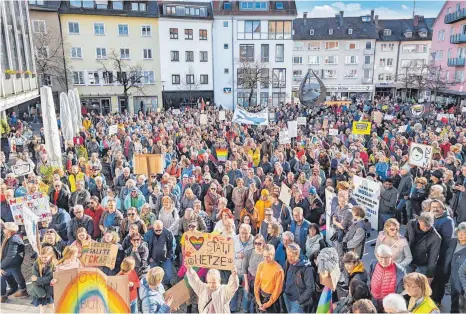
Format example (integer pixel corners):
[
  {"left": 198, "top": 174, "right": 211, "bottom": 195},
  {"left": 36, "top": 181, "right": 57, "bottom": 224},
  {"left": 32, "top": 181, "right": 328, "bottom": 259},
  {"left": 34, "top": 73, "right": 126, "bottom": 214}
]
[{"left": 255, "top": 189, "right": 272, "bottom": 228}]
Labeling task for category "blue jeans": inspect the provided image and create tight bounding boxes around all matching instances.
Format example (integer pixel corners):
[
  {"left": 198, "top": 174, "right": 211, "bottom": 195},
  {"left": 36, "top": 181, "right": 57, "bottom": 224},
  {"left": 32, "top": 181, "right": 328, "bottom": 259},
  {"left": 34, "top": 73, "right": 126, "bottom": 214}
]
[
  {"left": 283, "top": 293, "right": 304, "bottom": 313},
  {"left": 130, "top": 300, "right": 137, "bottom": 313},
  {"left": 242, "top": 290, "right": 256, "bottom": 313},
  {"left": 0, "top": 266, "right": 26, "bottom": 296},
  {"left": 230, "top": 276, "right": 243, "bottom": 312},
  {"left": 150, "top": 259, "right": 172, "bottom": 286}
]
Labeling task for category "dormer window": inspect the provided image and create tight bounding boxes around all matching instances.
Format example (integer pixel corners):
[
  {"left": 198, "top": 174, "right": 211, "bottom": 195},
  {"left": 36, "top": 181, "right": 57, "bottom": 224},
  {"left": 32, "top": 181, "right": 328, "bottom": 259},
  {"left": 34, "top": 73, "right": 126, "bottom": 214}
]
[
  {"left": 383, "top": 29, "right": 391, "bottom": 36},
  {"left": 404, "top": 31, "right": 413, "bottom": 38},
  {"left": 329, "top": 29, "right": 333, "bottom": 35},
  {"left": 419, "top": 28, "right": 427, "bottom": 38},
  {"left": 310, "top": 29, "right": 314, "bottom": 35},
  {"left": 348, "top": 28, "right": 353, "bottom": 35},
  {"left": 276, "top": 2, "right": 283, "bottom": 9}
]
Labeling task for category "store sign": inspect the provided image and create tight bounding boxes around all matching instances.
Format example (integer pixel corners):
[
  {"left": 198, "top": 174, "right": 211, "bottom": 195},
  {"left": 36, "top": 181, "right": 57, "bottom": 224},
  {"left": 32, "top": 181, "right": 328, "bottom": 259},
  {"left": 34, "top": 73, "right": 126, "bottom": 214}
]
[
  {"left": 223, "top": 88, "right": 232, "bottom": 94},
  {"left": 326, "top": 85, "right": 375, "bottom": 92}
]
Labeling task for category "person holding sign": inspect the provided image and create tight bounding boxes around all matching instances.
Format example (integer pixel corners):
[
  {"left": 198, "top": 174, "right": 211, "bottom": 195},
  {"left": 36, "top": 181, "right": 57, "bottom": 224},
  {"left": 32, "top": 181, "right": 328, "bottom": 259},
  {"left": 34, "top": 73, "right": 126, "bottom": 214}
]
[
  {"left": 118, "top": 256, "right": 140, "bottom": 313},
  {"left": 30, "top": 246, "right": 56, "bottom": 314}
]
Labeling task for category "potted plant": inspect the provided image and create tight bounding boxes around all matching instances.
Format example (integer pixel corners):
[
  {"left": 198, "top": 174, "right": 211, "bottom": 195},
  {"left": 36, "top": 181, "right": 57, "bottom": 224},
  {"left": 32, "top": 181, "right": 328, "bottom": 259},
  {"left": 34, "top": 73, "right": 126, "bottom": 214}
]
[
  {"left": 24, "top": 70, "right": 32, "bottom": 78},
  {"left": 4, "top": 69, "right": 16, "bottom": 79}
]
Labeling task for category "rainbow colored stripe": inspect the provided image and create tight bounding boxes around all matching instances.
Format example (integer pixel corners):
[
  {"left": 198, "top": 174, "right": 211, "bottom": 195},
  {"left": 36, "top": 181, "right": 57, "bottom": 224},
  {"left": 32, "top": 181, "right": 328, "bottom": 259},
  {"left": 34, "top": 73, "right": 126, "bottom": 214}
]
[
  {"left": 56, "top": 270, "right": 130, "bottom": 313},
  {"left": 316, "top": 286, "right": 332, "bottom": 314},
  {"left": 216, "top": 148, "right": 228, "bottom": 162}
]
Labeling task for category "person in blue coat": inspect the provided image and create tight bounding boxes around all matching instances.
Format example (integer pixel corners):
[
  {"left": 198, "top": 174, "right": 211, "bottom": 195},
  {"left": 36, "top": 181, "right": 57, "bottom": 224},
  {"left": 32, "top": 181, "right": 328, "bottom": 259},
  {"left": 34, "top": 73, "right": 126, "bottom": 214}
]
[
  {"left": 49, "top": 204, "right": 71, "bottom": 242},
  {"left": 139, "top": 267, "right": 172, "bottom": 313},
  {"left": 289, "top": 207, "right": 311, "bottom": 256}
]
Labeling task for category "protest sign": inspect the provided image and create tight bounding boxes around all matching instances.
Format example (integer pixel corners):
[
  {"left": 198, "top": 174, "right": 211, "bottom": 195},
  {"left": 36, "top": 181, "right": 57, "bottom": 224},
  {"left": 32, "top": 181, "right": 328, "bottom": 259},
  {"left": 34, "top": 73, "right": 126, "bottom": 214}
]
[
  {"left": 134, "top": 154, "right": 163, "bottom": 176},
  {"left": 462, "top": 107, "right": 466, "bottom": 113},
  {"left": 54, "top": 268, "right": 130, "bottom": 314},
  {"left": 325, "top": 189, "right": 336, "bottom": 246},
  {"left": 23, "top": 207, "right": 40, "bottom": 254},
  {"left": 80, "top": 242, "right": 119, "bottom": 269},
  {"left": 268, "top": 112, "right": 276, "bottom": 122},
  {"left": 165, "top": 280, "right": 190, "bottom": 310},
  {"left": 279, "top": 130, "right": 290, "bottom": 144},
  {"left": 373, "top": 111, "right": 383, "bottom": 124},
  {"left": 297, "top": 117, "right": 307, "bottom": 125},
  {"left": 398, "top": 125, "right": 408, "bottom": 133},
  {"left": 322, "top": 118, "right": 329, "bottom": 129},
  {"left": 109, "top": 125, "right": 118, "bottom": 135},
  {"left": 9, "top": 193, "right": 51, "bottom": 225},
  {"left": 216, "top": 148, "right": 228, "bottom": 162},
  {"left": 384, "top": 114, "right": 394, "bottom": 121},
  {"left": 200, "top": 114, "right": 208, "bottom": 125},
  {"left": 183, "top": 231, "right": 234, "bottom": 270},
  {"left": 329, "top": 129, "right": 338, "bottom": 136},
  {"left": 352, "top": 121, "right": 371, "bottom": 135},
  {"left": 352, "top": 176, "right": 381, "bottom": 231},
  {"left": 279, "top": 183, "right": 292, "bottom": 206},
  {"left": 219, "top": 110, "right": 226, "bottom": 121},
  {"left": 172, "top": 109, "right": 181, "bottom": 115},
  {"left": 232, "top": 107, "right": 269, "bottom": 126},
  {"left": 437, "top": 113, "right": 449, "bottom": 121},
  {"left": 287, "top": 121, "right": 298, "bottom": 138},
  {"left": 11, "top": 163, "right": 32, "bottom": 177},
  {"left": 409, "top": 143, "right": 433, "bottom": 168}
]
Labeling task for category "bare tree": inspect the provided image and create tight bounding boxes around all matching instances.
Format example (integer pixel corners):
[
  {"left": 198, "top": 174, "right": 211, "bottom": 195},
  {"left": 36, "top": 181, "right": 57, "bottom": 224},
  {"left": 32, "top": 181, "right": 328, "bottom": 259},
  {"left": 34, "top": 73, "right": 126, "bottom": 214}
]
[
  {"left": 234, "top": 58, "right": 273, "bottom": 109},
  {"left": 425, "top": 63, "right": 456, "bottom": 102},
  {"left": 98, "top": 49, "right": 147, "bottom": 108},
  {"left": 32, "top": 26, "right": 71, "bottom": 90},
  {"left": 396, "top": 60, "right": 418, "bottom": 102},
  {"left": 411, "top": 63, "right": 429, "bottom": 100},
  {"left": 179, "top": 65, "right": 200, "bottom": 105}
]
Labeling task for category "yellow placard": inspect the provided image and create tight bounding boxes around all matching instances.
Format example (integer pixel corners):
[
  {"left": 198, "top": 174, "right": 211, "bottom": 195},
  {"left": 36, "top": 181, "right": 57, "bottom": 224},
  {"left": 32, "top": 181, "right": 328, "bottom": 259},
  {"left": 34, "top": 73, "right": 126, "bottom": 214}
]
[
  {"left": 352, "top": 121, "right": 372, "bottom": 135},
  {"left": 324, "top": 100, "right": 352, "bottom": 106}
]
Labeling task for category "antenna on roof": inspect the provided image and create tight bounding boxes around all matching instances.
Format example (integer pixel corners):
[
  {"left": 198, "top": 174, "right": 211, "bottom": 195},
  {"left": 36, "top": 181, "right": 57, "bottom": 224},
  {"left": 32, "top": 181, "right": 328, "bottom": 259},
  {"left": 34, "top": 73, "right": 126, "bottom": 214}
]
[{"left": 413, "top": 0, "right": 416, "bottom": 18}]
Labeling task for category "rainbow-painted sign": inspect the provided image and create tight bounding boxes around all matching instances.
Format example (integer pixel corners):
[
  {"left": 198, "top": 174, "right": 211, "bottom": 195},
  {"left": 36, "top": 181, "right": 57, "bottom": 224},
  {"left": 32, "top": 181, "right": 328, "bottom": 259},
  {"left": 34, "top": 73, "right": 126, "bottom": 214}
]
[{"left": 216, "top": 148, "right": 228, "bottom": 162}]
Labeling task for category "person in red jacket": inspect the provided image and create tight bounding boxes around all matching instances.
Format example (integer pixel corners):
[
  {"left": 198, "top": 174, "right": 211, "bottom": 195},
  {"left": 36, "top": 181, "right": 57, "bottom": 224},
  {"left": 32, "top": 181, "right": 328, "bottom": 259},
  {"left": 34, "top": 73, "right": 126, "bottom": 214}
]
[
  {"left": 166, "top": 159, "right": 181, "bottom": 178},
  {"left": 118, "top": 256, "right": 140, "bottom": 314},
  {"left": 84, "top": 196, "right": 104, "bottom": 240}
]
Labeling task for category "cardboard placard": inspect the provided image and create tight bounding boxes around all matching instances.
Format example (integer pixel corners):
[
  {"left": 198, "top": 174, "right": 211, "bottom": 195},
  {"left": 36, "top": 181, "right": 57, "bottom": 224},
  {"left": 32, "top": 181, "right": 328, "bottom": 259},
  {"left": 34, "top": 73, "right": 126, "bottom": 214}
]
[
  {"left": 134, "top": 154, "right": 163, "bottom": 176},
  {"left": 352, "top": 176, "right": 380, "bottom": 231},
  {"left": 165, "top": 280, "right": 191, "bottom": 310},
  {"left": 297, "top": 117, "right": 306, "bottom": 125},
  {"left": 352, "top": 121, "right": 371, "bottom": 135},
  {"left": 279, "top": 183, "right": 292, "bottom": 206},
  {"left": 384, "top": 114, "right": 394, "bottom": 121},
  {"left": 216, "top": 148, "right": 228, "bottom": 162},
  {"left": 183, "top": 231, "right": 234, "bottom": 270},
  {"left": 23, "top": 207, "right": 40, "bottom": 254},
  {"left": 409, "top": 143, "right": 433, "bottom": 168},
  {"left": 279, "top": 130, "right": 290, "bottom": 144},
  {"left": 9, "top": 193, "right": 51, "bottom": 225},
  {"left": 373, "top": 111, "right": 383, "bottom": 124},
  {"left": 109, "top": 125, "right": 118, "bottom": 135},
  {"left": 54, "top": 268, "right": 130, "bottom": 313},
  {"left": 80, "top": 242, "right": 119, "bottom": 269},
  {"left": 200, "top": 114, "right": 208, "bottom": 125},
  {"left": 329, "top": 129, "right": 338, "bottom": 136},
  {"left": 11, "top": 163, "right": 32, "bottom": 177},
  {"left": 219, "top": 110, "right": 226, "bottom": 121},
  {"left": 287, "top": 121, "right": 298, "bottom": 138}
]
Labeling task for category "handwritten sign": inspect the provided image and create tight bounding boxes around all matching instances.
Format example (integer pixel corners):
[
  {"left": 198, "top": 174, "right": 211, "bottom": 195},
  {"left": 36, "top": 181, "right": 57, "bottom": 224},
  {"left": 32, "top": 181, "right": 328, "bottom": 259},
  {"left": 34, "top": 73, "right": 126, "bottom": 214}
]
[
  {"left": 134, "top": 154, "right": 163, "bottom": 176},
  {"left": 165, "top": 280, "right": 190, "bottom": 310},
  {"left": 219, "top": 110, "right": 226, "bottom": 121},
  {"left": 373, "top": 111, "right": 383, "bottom": 124},
  {"left": 11, "top": 163, "right": 32, "bottom": 177},
  {"left": 352, "top": 176, "right": 380, "bottom": 231},
  {"left": 183, "top": 231, "right": 234, "bottom": 270},
  {"left": 200, "top": 114, "right": 208, "bottom": 125},
  {"left": 279, "top": 130, "right": 290, "bottom": 144},
  {"left": 297, "top": 117, "right": 306, "bottom": 125},
  {"left": 409, "top": 143, "right": 433, "bottom": 168},
  {"left": 352, "top": 121, "right": 371, "bottom": 135},
  {"left": 329, "top": 129, "right": 338, "bottom": 136},
  {"left": 9, "top": 193, "right": 51, "bottom": 225},
  {"left": 23, "top": 207, "right": 40, "bottom": 254},
  {"left": 279, "top": 183, "right": 292, "bottom": 206},
  {"left": 81, "top": 242, "right": 119, "bottom": 269},
  {"left": 287, "top": 121, "right": 298, "bottom": 138},
  {"left": 109, "top": 125, "right": 118, "bottom": 135}
]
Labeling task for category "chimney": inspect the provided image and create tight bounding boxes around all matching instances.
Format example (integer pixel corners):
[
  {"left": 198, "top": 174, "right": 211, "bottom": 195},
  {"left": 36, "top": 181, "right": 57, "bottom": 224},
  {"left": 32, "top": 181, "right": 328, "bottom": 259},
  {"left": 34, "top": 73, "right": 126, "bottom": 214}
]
[
  {"left": 375, "top": 15, "right": 379, "bottom": 26},
  {"left": 339, "top": 10, "right": 344, "bottom": 27},
  {"left": 413, "top": 14, "right": 419, "bottom": 27},
  {"left": 370, "top": 9, "right": 374, "bottom": 21},
  {"left": 303, "top": 12, "right": 307, "bottom": 25}
]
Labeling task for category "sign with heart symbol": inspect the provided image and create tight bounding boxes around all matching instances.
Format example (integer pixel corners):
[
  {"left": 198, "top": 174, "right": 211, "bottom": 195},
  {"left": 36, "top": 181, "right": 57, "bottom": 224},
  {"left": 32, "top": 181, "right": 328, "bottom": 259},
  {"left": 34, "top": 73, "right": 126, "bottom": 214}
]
[{"left": 189, "top": 236, "right": 204, "bottom": 251}]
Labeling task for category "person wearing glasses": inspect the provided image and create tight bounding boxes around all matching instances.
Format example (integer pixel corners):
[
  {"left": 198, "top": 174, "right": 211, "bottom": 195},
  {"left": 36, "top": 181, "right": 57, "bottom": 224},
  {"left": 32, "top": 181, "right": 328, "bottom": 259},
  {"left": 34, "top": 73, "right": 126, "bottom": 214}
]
[
  {"left": 84, "top": 196, "right": 105, "bottom": 240},
  {"left": 49, "top": 203, "right": 71, "bottom": 242},
  {"left": 403, "top": 273, "right": 439, "bottom": 313},
  {"left": 241, "top": 233, "right": 266, "bottom": 312},
  {"left": 125, "top": 232, "right": 149, "bottom": 279},
  {"left": 179, "top": 208, "right": 206, "bottom": 234},
  {"left": 204, "top": 183, "right": 220, "bottom": 220},
  {"left": 41, "top": 229, "right": 66, "bottom": 260},
  {"left": 143, "top": 220, "right": 174, "bottom": 288},
  {"left": 375, "top": 219, "right": 412, "bottom": 269},
  {"left": 67, "top": 205, "right": 94, "bottom": 243},
  {"left": 49, "top": 181, "right": 70, "bottom": 213},
  {"left": 120, "top": 207, "right": 147, "bottom": 240},
  {"left": 68, "top": 180, "right": 91, "bottom": 215}
]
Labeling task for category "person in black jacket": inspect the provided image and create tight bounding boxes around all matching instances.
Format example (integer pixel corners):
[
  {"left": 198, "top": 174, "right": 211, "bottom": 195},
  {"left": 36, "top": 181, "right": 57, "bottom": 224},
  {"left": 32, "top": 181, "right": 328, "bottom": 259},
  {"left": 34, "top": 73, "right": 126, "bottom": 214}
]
[
  {"left": 334, "top": 279, "right": 371, "bottom": 314},
  {"left": 1, "top": 223, "right": 28, "bottom": 302},
  {"left": 283, "top": 243, "right": 315, "bottom": 312},
  {"left": 124, "top": 232, "right": 149, "bottom": 279},
  {"left": 410, "top": 177, "right": 428, "bottom": 218},
  {"left": 67, "top": 205, "right": 94, "bottom": 243},
  {"left": 336, "top": 251, "right": 369, "bottom": 299},
  {"left": 49, "top": 181, "right": 70, "bottom": 213},
  {"left": 49, "top": 204, "right": 71, "bottom": 242}
]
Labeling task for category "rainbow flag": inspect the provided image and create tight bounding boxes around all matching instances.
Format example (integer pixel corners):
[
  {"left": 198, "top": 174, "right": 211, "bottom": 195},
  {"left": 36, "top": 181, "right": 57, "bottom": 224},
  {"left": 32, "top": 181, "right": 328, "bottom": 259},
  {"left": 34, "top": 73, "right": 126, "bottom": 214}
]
[
  {"left": 317, "top": 286, "right": 332, "bottom": 314},
  {"left": 216, "top": 148, "right": 228, "bottom": 162}
]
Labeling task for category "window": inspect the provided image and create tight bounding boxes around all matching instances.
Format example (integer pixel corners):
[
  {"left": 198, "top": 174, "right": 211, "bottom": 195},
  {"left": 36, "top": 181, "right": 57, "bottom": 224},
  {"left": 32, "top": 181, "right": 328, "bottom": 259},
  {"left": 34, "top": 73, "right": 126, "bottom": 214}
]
[
  {"left": 261, "top": 44, "right": 269, "bottom": 62},
  {"left": 455, "top": 70, "right": 464, "bottom": 82},
  {"left": 323, "top": 69, "right": 337, "bottom": 79},
  {"left": 386, "top": 74, "right": 392, "bottom": 81},
  {"left": 37, "top": 47, "right": 48, "bottom": 59},
  {"left": 71, "top": 47, "right": 82, "bottom": 58},
  {"left": 200, "top": 75, "right": 208, "bottom": 84},
  {"left": 308, "top": 56, "right": 320, "bottom": 64},
  {"left": 186, "top": 75, "right": 195, "bottom": 84},
  {"left": 275, "top": 44, "right": 284, "bottom": 62},
  {"left": 345, "top": 56, "right": 358, "bottom": 64},
  {"left": 129, "top": 71, "right": 142, "bottom": 84},
  {"left": 96, "top": 48, "right": 107, "bottom": 59},
  {"left": 310, "top": 29, "right": 314, "bottom": 35},
  {"left": 268, "top": 21, "right": 292, "bottom": 39},
  {"left": 118, "top": 24, "right": 129, "bottom": 36},
  {"left": 186, "top": 51, "right": 194, "bottom": 62},
  {"left": 185, "top": 29, "right": 193, "bottom": 40},
  {"left": 131, "top": 2, "right": 146, "bottom": 11},
  {"left": 363, "top": 69, "right": 370, "bottom": 79},
  {"left": 224, "top": 44, "right": 229, "bottom": 49},
  {"left": 240, "top": 1, "right": 268, "bottom": 10},
  {"left": 169, "top": 28, "right": 178, "bottom": 39},
  {"left": 276, "top": 2, "right": 283, "bottom": 9},
  {"left": 383, "top": 29, "right": 391, "bottom": 36},
  {"left": 260, "top": 92, "right": 268, "bottom": 106},
  {"left": 223, "top": 21, "right": 229, "bottom": 27},
  {"left": 243, "top": 20, "right": 261, "bottom": 39},
  {"left": 117, "top": 72, "right": 127, "bottom": 83},
  {"left": 224, "top": 68, "right": 229, "bottom": 74},
  {"left": 324, "top": 56, "right": 338, "bottom": 64},
  {"left": 328, "top": 29, "right": 333, "bottom": 35},
  {"left": 308, "top": 42, "right": 320, "bottom": 50},
  {"left": 348, "top": 28, "right": 353, "bottom": 35},
  {"left": 88, "top": 71, "right": 100, "bottom": 85},
  {"left": 365, "top": 42, "right": 372, "bottom": 49},
  {"left": 379, "top": 58, "right": 386, "bottom": 66},
  {"left": 171, "top": 51, "right": 179, "bottom": 61},
  {"left": 185, "top": 7, "right": 202, "bottom": 16},
  {"left": 378, "top": 73, "right": 384, "bottom": 81},
  {"left": 272, "top": 69, "right": 286, "bottom": 88},
  {"left": 199, "top": 29, "right": 208, "bottom": 40},
  {"left": 166, "top": 5, "right": 176, "bottom": 14},
  {"left": 237, "top": 92, "right": 256, "bottom": 107},
  {"left": 172, "top": 75, "right": 180, "bottom": 84},
  {"left": 438, "top": 30, "right": 445, "bottom": 41},
  {"left": 272, "top": 92, "right": 285, "bottom": 106},
  {"left": 293, "top": 56, "right": 303, "bottom": 64},
  {"left": 143, "top": 49, "right": 152, "bottom": 59},
  {"left": 344, "top": 70, "right": 357, "bottom": 78},
  {"left": 364, "top": 55, "right": 371, "bottom": 64},
  {"left": 325, "top": 41, "right": 339, "bottom": 50},
  {"left": 29, "top": 0, "right": 44, "bottom": 4},
  {"left": 112, "top": 1, "right": 123, "bottom": 9},
  {"left": 200, "top": 51, "right": 208, "bottom": 62},
  {"left": 387, "top": 58, "right": 394, "bottom": 66},
  {"left": 224, "top": 2, "right": 232, "bottom": 10},
  {"left": 73, "top": 71, "right": 85, "bottom": 85},
  {"left": 437, "top": 50, "right": 443, "bottom": 60},
  {"left": 94, "top": 23, "right": 105, "bottom": 35},
  {"left": 143, "top": 71, "right": 155, "bottom": 84},
  {"left": 260, "top": 68, "right": 269, "bottom": 88},
  {"left": 32, "top": 20, "right": 46, "bottom": 33},
  {"left": 40, "top": 74, "right": 52, "bottom": 86},
  {"left": 381, "top": 43, "right": 395, "bottom": 51},
  {"left": 402, "top": 44, "right": 428, "bottom": 53},
  {"left": 240, "top": 44, "right": 254, "bottom": 62},
  {"left": 103, "top": 71, "right": 113, "bottom": 84},
  {"left": 347, "top": 42, "right": 359, "bottom": 50},
  {"left": 141, "top": 25, "right": 152, "bottom": 36},
  {"left": 120, "top": 48, "right": 130, "bottom": 59},
  {"left": 95, "top": 1, "right": 107, "bottom": 9},
  {"left": 419, "top": 29, "right": 428, "bottom": 38},
  {"left": 70, "top": 0, "right": 82, "bottom": 7},
  {"left": 448, "top": 48, "right": 453, "bottom": 59},
  {"left": 68, "top": 22, "right": 80, "bottom": 34}
]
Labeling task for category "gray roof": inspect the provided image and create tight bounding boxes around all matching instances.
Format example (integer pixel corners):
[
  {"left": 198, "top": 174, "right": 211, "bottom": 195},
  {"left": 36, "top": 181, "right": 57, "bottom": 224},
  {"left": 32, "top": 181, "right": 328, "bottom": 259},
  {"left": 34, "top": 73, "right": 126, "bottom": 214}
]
[
  {"left": 377, "top": 18, "right": 435, "bottom": 41},
  {"left": 59, "top": 1, "right": 159, "bottom": 17},
  {"left": 158, "top": 1, "right": 213, "bottom": 20},
  {"left": 293, "top": 16, "right": 378, "bottom": 40},
  {"left": 213, "top": 1, "right": 297, "bottom": 17},
  {"left": 28, "top": 0, "right": 61, "bottom": 12}
]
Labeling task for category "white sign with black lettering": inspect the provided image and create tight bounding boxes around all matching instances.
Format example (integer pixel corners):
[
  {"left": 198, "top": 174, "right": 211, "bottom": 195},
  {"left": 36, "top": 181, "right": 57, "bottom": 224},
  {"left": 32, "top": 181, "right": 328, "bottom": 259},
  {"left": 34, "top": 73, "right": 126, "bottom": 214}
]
[
  {"left": 409, "top": 143, "right": 433, "bottom": 168},
  {"left": 279, "top": 130, "right": 291, "bottom": 144}
]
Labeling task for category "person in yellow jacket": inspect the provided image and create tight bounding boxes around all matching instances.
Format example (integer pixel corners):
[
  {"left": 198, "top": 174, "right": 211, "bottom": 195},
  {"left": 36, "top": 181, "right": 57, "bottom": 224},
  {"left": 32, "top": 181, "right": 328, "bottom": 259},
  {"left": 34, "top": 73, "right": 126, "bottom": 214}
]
[
  {"left": 255, "top": 189, "right": 272, "bottom": 228},
  {"left": 82, "top": 117, "right": 92, "bottom": 130},
  {"left": 404, "top": 272, "right": 439, "bottom": 313},
  {"left": 248, "top": 144, "right": 261, "bottom": 168}
]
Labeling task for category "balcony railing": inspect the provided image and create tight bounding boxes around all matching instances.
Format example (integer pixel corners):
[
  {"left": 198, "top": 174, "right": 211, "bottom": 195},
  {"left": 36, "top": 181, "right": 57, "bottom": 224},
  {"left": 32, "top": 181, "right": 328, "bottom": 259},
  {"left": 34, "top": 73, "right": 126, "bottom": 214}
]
[
  {"left": 448, "top": 57, "right": 465, "bottom": 67},
  {"left": 445, "top": 8, "right": 466, "bottom": 24},
  {"left": 450, "top": 33, "right": 466, "bottom": 44}
]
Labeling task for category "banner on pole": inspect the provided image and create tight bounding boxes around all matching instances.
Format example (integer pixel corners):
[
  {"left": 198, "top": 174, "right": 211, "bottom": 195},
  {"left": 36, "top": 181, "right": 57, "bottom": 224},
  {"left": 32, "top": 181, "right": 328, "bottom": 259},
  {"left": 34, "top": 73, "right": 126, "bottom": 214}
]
[
  {"left": 232, "top": 107, "right": 268, "bottom": 126},
  {"left": 409, "top": 143, "right": 433, "bottom": 168},
  {"left": 279, "top": 130, "right": 291, "bottom": 144},
  {"left": 23, "top": 207, "right": 40, "bottom": 254}
]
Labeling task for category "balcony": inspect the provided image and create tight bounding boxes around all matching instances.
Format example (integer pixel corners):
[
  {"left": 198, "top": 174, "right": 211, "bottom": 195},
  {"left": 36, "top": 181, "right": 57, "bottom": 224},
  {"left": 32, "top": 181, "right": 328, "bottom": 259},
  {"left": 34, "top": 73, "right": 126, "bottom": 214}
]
[
  {"left": 361, "top": 77, "right": 372, "bottom": 84},
  {"left": 445, "top": 8, "right": 466, "bottom": 24},
  {"left": 448, "top": 57, "right": 466, "bottom": 67},
  {"left": 450, "top": 33, "right": 466, "bottom": 44}
]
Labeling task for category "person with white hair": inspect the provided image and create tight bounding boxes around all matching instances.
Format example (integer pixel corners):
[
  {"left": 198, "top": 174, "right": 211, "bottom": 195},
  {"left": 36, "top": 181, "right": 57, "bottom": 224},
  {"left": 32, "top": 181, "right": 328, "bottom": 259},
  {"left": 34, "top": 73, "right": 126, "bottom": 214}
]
[
  {"left": 186, "top": 265, "right": 238, "bottom": 313},
  {"left": 383, "top": 293, "right": 408, "bottom": 313}
]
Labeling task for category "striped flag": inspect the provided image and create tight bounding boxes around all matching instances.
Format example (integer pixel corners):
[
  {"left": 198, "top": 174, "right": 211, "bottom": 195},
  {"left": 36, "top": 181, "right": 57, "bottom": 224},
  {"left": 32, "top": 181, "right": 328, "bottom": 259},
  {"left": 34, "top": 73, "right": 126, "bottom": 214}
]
[{"left": 316, "top": 286, "right": 332, "bottom": 314}]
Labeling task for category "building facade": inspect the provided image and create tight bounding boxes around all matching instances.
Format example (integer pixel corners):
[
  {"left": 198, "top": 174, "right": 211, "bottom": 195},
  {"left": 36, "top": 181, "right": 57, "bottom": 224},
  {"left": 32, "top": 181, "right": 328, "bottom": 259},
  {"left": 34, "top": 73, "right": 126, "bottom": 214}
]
[
  {"left": 58, "top": 0, "right": 162, "bottom": 114},
  {"left": 212, "top": 0, "right": 297, "bottom": 110},
  {"left": 157, "top": 1, "right": 214, "bottom": 109},
  {"left": 292, "top": 11, "right": 378, "bottom": 101},
  {"left": 374, "top": 16, "right": 434, "bottom": 99},
  {"left": 1, "top": 0, "right": 39, "bottom": 113},
  {"left": 431, "top": 0, "right": 466, "bottom": 103}
]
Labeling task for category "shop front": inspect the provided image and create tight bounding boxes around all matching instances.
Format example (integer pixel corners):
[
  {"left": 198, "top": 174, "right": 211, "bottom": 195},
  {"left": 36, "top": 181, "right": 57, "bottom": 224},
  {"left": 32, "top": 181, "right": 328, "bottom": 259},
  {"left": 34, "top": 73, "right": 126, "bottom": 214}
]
[
  {"left": 375, "top": 82, "right": 397, "bottom": 99},
  {"left": 325, "top": 84, "right": 375, "bottom": 101},
  {"left": 81, "top": 97, "right": 111, "bottom": 115}
]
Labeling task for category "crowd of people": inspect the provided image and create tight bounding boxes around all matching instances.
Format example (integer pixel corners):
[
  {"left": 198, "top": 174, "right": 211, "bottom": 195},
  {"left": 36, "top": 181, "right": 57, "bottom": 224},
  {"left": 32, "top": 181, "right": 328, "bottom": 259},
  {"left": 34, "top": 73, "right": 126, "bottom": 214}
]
[{"left": 0, "top": 96, "right": 466, "bottom": 314}]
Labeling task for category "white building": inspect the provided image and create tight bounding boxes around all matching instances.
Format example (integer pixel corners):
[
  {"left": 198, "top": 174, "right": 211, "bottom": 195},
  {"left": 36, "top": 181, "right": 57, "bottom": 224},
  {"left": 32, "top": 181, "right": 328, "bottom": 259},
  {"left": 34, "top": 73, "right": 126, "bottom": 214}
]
[
  {"left": 292, "top": 11, "right": 378, "bottom": 100},
  {"left": 374, "top": 16, "right": 435, "bottom": 99},
  {"left": 212, "top": 0, "right": 297, "bottom": 110},
  {"left": 158, "top": 1, "right": 214, "bottom": 108}
]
